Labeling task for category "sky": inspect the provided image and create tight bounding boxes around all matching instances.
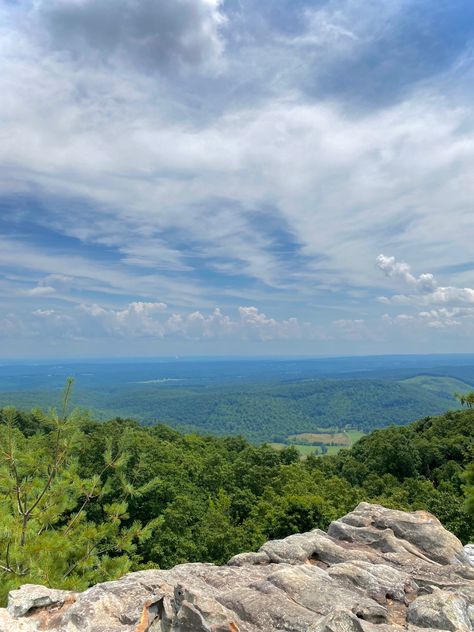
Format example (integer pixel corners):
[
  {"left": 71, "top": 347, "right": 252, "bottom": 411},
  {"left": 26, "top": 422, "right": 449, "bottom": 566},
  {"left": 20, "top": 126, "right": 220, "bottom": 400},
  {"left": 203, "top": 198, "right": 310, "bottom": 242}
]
[{"left": 1, "top": 0, "right": 474, "bottom": 358}]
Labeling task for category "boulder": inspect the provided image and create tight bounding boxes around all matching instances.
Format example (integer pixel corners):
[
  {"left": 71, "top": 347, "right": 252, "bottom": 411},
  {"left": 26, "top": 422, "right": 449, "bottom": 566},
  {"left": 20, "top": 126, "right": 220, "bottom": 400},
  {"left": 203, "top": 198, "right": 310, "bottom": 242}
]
[
  {"left": 328, "top": 502, "right": 470, "bottom": 566},
  {"left": 1, "top": 503, "right": 473, "bottom": 632},
  {"left": 407, "top": 589, "right": 472, "bottom": 631},
  {"left": 7, "top": 584, "right": 76, "bottom": 618}
]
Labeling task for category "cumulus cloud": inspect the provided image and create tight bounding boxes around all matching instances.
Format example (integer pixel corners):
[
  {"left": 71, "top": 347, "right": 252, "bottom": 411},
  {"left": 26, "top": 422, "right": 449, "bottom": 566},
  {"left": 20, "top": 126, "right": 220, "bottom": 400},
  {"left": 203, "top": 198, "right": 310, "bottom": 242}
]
[
  {"left": 383, "top": 306, "right": 474, "bottom": 330},
  {"left": 24, "top": 303, "right": 308, "bottom": 342},
  {"left": 376, "top": 254, "right": 437, "bottom": 292},
  {"left": 35, "top": 0, "right": 226, "bottom": 72},
  {"left": 377, "top": 255, "right": 474, "bottom": 306},
  {"left": 80, "top": 301, "right": 168, "bottom": 337}
]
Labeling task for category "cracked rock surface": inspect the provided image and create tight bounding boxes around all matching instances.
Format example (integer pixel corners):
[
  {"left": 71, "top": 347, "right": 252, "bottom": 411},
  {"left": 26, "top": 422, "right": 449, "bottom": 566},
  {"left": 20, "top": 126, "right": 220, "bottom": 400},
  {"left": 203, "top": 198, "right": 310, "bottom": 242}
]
[{"left": 1, "top": 503, "right": 473, "bottom": 631}]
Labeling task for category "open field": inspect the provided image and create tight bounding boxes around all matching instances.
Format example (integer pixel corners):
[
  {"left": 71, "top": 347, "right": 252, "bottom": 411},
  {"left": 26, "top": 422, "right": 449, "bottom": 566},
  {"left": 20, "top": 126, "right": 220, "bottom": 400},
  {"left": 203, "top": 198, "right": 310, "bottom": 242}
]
[
  {"left": 288, "top": 429, "right": 366, "bottom": 446},
  {"left": 288, "top": 432, "right": 350, "bottom": 445},
  {"left": 271, "top": 428, "right": 366, "bottom": 457},
  {"left": 345, "top": 430, "right": 366, "bottom": 443}
]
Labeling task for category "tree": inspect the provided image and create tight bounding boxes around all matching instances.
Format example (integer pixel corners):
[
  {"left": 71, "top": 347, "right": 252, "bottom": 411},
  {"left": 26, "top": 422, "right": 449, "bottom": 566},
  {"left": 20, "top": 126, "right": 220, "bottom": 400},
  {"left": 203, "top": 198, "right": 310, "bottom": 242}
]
[
  {"left": 265, "top": 494, "right": 333, "bottom": 539},
  {"left": 0, "top": 380, "right": 152, "bottom": 603},
  {"left": 349, "top": 427, "right": 421, "bottom": 480},
  {"left": 464, "top": 462, "right": 474, "bottom": 516},
  {"left": 454, "top": 391, "right": 474, "bottom": 408}
]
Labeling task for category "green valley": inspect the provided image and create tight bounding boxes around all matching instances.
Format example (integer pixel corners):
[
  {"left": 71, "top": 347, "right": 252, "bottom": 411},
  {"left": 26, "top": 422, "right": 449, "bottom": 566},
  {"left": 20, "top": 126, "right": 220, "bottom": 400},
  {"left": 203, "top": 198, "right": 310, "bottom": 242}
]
[{"left": 0, "top": 374, "right": 467, "bottom": 443}]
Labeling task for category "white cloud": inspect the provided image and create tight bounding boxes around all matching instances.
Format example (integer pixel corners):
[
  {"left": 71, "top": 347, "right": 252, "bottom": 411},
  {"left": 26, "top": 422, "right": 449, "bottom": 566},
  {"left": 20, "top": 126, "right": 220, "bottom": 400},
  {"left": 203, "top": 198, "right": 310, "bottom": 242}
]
[
  {"left": 1, "top": 1, "right": 474, "bottom": 354},
  {"left": 23, "top": 303, "right": 308, "bottom": 342},
  {"left": 0, "top": 237, "right": 208, "bottom": 307},
  {"left": 80, "top": 301, "right": 168, "bottom": 337},
  {"left": 1, "top": 4, "right": 474, "bottom": 298},
  {"left": 292, "top": 0, "right": 407, "bottom": 51},
  {"left": 20, "top": 285, "right": 56, "bottom": 297},
  {"left": 2, "top": 75, "right": 473, "bottom": 295},
  {"left": 384, "top": 307, "right": 474, "bottom": 330},
  {"left": 238, "top": 306, "right": 303, "bottom": 340},
  {"left": 376, "top": 254, "right": 437, "bottom": 292},
  {"left": 377, "top": 254, "right": 474, "bottom": 306}
]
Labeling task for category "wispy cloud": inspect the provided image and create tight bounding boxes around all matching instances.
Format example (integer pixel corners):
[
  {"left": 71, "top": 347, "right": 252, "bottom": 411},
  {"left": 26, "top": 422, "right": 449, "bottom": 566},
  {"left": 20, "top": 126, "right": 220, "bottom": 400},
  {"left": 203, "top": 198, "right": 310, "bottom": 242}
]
[{"left": 1, "top": 0, "right": 474, "bottom": 354}]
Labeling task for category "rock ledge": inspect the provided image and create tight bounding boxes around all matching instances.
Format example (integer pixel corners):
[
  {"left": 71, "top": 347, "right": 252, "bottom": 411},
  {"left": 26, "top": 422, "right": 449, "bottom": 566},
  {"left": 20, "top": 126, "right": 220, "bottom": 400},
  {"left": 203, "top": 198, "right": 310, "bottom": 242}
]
[{"left": 1, "top": 503, "right": 473, "bottom": 631}]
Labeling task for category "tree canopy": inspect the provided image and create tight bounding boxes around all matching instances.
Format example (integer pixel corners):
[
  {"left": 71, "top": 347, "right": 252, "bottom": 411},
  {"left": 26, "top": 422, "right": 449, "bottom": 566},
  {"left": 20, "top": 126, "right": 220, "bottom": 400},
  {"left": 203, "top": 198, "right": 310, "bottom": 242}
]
[{"left": 0, "top": 397, "right": 472, "bottom": 605}]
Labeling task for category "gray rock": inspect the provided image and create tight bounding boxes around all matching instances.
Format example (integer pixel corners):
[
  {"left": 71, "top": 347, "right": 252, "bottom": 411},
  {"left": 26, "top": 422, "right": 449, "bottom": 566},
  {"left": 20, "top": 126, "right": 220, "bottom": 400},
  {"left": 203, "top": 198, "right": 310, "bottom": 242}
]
[
  {"left": 465, "top": 544, "right": 474, "bottom": 567},
  {"left": 407, "top": 589, "right": 472, "bottom": 631},
  {"left": 7, "top": 584, "right": 76, "bottom": 617},
  {"left": 327, "top": 560, "right": 417, "bottom": 603},
  {"left": 310, "top": 609, "right": 365, "bottom": 631},
  {"left": 329, "top": 502, "right": 470, "bottom": 566},
  {"left": 1, "top": 503, "right": 473, "bottom": 632}
]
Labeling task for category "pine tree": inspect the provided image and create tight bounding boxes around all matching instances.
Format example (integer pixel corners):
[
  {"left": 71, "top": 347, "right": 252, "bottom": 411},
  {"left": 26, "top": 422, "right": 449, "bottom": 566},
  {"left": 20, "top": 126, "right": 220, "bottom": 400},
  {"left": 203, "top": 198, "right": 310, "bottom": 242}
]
[{"left": 0, "top": 380, "right": 153, "bottom": 604}]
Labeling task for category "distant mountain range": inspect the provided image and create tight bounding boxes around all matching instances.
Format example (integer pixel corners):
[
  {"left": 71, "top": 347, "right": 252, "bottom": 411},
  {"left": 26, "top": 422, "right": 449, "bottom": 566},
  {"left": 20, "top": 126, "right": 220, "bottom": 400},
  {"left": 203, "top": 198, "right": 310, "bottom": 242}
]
[{"left": 1, "top": 356, "right": 473, "bottom": 441}]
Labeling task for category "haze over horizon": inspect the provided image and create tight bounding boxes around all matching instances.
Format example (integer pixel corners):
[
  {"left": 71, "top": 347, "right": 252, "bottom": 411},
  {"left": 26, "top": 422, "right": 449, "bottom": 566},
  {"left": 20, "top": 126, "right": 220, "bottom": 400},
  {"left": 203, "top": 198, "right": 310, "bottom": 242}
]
[{"left": 2, "top": 0, "right": 474, "bottom": 357}]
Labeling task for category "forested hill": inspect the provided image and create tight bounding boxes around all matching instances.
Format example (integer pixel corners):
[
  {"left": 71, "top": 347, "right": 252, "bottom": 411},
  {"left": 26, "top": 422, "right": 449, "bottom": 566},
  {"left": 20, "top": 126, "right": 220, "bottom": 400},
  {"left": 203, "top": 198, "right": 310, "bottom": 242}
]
[
  {"left": 0, "top": 402, "right": 472, "bottom": 603},
  {"left": 0, "top": 375, "right": 464, "bottom": 442}
]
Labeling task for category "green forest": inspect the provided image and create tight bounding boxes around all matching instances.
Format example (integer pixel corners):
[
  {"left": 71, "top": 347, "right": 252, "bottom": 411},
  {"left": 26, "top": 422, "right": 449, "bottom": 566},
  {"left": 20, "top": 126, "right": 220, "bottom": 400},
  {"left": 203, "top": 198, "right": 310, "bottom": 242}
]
[
  {"left": 0, "top": 374, "right": 464, "bottom": 442},
  {"left": 0, "top": 383, "right": 473, "bottom": 605}
]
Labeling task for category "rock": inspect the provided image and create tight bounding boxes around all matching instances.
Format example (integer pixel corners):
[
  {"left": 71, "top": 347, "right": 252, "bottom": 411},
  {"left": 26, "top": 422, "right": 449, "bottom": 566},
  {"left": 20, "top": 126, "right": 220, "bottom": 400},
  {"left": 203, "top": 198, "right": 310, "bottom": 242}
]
[
  {"left": 0, "top": 610, "right": 35, "bottom": 632},
  {"left": 1, "top": 503, "right": 473, "bottom": 631},
  {"left": 310, "top": 609, "right": 365, "bottom": 631},
  {"left": 407, "top": 589, "right": 472, "bottom": 631},
  {"left": 466, "top": 544, "right": 474, "bottom": 566},
  {"left": 328, "top": 502, "right": 470, "bottom": 566},
  {"left": 327, "top": 560, "right": 418, "bottom": 603},
  {"left": 7, "top": 584, "right": 76, "bottom": 617}
]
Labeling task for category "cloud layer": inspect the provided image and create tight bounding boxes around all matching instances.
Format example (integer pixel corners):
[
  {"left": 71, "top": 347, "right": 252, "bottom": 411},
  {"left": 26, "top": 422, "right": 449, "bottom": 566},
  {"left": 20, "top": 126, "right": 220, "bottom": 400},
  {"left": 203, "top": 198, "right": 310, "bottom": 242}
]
[
  {"left": 7, "top": 302, "right": 310, "bottom": 344},
  {"left": 1, "top": 0, "right": 474, "bottom": 355},
  {"left": 35, "top": 0, "right": 225, "bottom": 71}
]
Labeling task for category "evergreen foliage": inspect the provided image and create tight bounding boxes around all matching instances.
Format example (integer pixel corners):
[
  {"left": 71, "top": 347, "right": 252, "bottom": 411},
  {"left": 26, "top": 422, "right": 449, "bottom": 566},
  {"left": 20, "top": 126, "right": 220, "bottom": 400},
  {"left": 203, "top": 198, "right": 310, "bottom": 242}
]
[{"left": 455, "top": 390, "right": 474, "bottom": 408}]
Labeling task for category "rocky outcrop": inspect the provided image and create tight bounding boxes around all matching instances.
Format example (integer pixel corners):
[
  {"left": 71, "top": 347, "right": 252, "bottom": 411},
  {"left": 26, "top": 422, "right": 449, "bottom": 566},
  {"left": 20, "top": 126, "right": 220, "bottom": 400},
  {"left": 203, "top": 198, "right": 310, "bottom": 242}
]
[
  {"left": 1, "top": 503, "right": 473, "bottom": 631},
  {"left": 466, "top": 545, "right": 474, "bottom": 567}
]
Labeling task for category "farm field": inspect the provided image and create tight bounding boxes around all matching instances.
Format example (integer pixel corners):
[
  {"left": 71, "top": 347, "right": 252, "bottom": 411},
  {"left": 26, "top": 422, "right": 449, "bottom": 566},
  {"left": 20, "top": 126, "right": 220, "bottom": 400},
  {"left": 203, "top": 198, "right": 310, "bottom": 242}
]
[
  {"left": 271, "top": 428, "right": 366, "bottom": 457},
  {"left": 288, "top": 432, "right": 350, "bottom": 445}
]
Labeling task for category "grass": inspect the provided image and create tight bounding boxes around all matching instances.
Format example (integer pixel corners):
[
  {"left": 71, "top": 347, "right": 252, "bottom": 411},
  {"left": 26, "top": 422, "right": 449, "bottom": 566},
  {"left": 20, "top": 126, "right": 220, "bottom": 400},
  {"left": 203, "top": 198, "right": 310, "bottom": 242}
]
[
  {"left": 325, "top": 445, "right": 343, "bottom": 455},
  {"left": 345, "top": 430, "right": 365, "bottom": 442},
  {"left": 288, "top": 432, "right": 350, "bottom": 445},
  {"left": 270, "top": 428, "right": 366, "bottom": 458}
]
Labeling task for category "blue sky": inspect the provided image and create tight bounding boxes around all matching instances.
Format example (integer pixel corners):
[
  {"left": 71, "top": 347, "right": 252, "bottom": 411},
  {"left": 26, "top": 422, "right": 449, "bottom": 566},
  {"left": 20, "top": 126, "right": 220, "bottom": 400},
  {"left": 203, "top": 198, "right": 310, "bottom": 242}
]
[{"left": 1, "top": 0, "right": 474, "bottom": 357}]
